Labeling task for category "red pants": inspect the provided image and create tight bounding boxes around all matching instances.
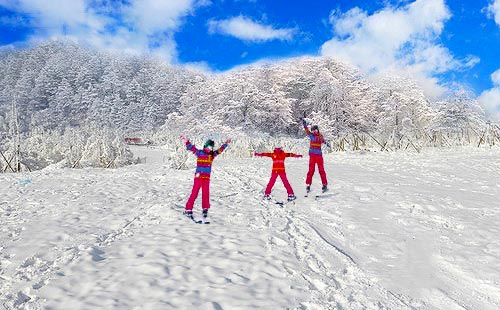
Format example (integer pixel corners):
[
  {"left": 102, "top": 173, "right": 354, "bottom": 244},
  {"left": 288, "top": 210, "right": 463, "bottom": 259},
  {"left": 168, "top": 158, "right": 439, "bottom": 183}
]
[
  {"left": 306, "top": 155, "right": 327, "bottom": 186},
  {"left": 186, "top": 177, "right": 210, "bottom": 210},
  {"left": 265, "top": 171, "right": 294, "bottom": 195}
]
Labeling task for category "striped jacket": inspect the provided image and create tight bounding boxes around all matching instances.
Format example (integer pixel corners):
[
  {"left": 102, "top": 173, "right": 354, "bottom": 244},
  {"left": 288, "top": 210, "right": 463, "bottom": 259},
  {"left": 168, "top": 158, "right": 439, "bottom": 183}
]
[
  {"left": 186, "top": 141, "right": 228, "bottom": 179},
  {"left": 304, "top": 125, "right": 326, "bottom": 155},
  {"left": 255, "top": 148, "right": 301, "bottom": 172}
]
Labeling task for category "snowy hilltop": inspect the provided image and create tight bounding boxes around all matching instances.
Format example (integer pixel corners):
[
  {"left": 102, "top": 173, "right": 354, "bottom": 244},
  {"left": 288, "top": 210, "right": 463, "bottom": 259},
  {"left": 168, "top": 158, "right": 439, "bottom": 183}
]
[
  {"left": 0, "top": 42, "right": 488, "bottom": 136},
  {"left": 0, "top": 41, "right": 494, "bottom": 171}
]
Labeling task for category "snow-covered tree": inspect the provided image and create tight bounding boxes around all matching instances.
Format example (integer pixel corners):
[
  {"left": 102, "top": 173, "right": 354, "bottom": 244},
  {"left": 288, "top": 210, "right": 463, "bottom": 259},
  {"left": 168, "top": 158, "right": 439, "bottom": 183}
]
[
  {"left": 434, "top": 89, "right": 485, "bottom": 131},
  {"left": 0, "top": 41, "right": 491, "bottom": 169},
  {"left": 374, "top": 75, "right": 435, "bottom": 147}
]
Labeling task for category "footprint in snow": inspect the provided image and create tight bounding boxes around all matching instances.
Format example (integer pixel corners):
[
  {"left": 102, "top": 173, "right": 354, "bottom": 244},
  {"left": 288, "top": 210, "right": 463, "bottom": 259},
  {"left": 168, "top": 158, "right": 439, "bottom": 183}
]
[{"left": 89, "top": 246, "right": 106, "bottom": 262}]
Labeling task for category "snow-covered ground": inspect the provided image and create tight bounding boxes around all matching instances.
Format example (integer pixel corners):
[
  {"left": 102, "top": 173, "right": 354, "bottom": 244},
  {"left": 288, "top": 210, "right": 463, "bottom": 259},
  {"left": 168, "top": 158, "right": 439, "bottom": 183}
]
[{"left": 1, "top": 146, "right": 500, "bottom": 309}]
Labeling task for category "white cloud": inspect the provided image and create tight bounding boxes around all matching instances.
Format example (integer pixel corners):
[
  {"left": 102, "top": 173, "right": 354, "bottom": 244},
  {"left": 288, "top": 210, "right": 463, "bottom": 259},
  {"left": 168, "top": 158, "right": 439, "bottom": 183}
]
[
  {"left": 329, "top": 7, "right": 367, "bottom": 38},
  {"left": 487, "top": 0, "right": 500, "bottom": 25},
  {"left": 182, "top": 60, "right": 217, "bottom": 74},
  {"left": 491, "top": 68, "right": 500, "bottom": 85},
  {"left": 124, "top": 0, "right": 195, "bottom": 34},
  {"left": 464, "top": 55, "right": 481, "bottom": 69},
  {"left": 0, "top": 0, "right": 106, "bottom": 30},
  {"left": 208, "top": 16, "right": 296, "bottom": 42},
  {"left": 478, "top": 69, "right": 500, "bottom": 122},
  {"left": 0, "top": 0, "right": 202, "bottom": 62},
  {"left": 321, "top": 0, "right": 477, "bottom": 99},
  {"left": 480, "top": 2, "right": 500, "bottom": 122},
  {"left": 478, "top": 88, "right": 500, "bottom": 122}
]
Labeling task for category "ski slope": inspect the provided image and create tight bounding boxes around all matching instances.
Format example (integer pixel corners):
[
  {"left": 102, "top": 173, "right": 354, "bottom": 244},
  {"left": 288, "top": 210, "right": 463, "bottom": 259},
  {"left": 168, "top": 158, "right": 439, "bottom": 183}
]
[{"left": 1, "top": 146, "right": 500, "bottom": 309}]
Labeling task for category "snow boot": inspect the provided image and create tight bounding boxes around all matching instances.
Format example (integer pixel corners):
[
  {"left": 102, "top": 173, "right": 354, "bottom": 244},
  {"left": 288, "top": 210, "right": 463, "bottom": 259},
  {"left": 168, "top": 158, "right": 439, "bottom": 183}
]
[
  {"left": 184, "top": 210, "right": 202, "bottom": 223},
  {"left": 200, "top": 208, "right": 211, "bottom": 224},
  {"left": 306, "top": 185, "right": 311, "bottom": 193},
  {"left": 183, "top": 210, "right": 194, "bottom": 221},
  {"left": 322, "top": 185, "right": 328, "bottom": 193},
  {"left": 287, "top": 194, "right": 297, "bottom": 202},
  {"left": 263, "top": 194, "right": 271, "bottom": 200}
]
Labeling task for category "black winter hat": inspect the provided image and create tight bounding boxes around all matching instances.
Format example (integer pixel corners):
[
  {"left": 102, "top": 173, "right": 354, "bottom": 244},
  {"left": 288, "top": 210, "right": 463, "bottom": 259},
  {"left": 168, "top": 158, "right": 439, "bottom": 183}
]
[
  {"left": 311, "top": 125, "right": 319, "bottom": 132},
  {"left": 204, "top": 139, "right": 215, "bottom": 148}
]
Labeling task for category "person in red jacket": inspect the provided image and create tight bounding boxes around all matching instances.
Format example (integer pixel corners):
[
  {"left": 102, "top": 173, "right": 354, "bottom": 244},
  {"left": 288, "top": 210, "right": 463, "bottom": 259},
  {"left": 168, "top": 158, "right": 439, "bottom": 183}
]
[
  {"left": 254, "top": 146, "right": 302, "bottom": 201},
  {"left": 302, "top": 119, "right": 330, "bottom": 193},
  {"left": 181, "top": 136, "right": 231, "bottom": 220}
]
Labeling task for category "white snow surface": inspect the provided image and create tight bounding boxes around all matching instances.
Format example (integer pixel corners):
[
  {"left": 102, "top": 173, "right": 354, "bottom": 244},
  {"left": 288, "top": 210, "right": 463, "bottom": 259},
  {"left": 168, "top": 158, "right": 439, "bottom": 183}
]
[{"left": 1, "top": 146, "right": 500, "bottom": 310}]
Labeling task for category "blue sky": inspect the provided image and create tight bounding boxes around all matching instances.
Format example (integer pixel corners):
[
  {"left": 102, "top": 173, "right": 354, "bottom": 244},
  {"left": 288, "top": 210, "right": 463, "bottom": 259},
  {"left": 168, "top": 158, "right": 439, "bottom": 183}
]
[{"left": 1, "top": 0, "right": 500, "bottom": 119}]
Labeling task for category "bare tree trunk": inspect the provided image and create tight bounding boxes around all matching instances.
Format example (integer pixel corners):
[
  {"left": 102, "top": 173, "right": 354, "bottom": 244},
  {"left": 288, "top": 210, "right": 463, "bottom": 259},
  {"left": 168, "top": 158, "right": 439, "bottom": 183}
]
[
  {"left": 477, "top": 125, "right": 488, "bottom": 147},
  {"left": 11, "top": 96, "right": 21, "bottom": 172}
]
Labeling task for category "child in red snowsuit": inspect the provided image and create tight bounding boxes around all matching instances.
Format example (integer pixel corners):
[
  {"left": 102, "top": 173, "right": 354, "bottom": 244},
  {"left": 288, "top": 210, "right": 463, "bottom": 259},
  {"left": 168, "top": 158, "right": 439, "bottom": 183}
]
[
  {"left": 254, "top": 147, "right": 302, "bottom": 201},
  {"left": 302, "top": 119, "right": 330, "bottom": 193},
  {"left": 181, "top": 136, "right": 230, "bottom": 219}
]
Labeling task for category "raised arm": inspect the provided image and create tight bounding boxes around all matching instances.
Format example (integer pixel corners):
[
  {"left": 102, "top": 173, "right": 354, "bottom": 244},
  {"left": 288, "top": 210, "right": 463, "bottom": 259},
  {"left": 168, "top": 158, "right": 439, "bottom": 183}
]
[
  {"left": 181, "top": 135, "right": 197, "bottom": 154},
  {"left": 214, "top": 139, "right": 231, "bottom": 157},
  {"left": 302, "top": 119, "right": 310, "bottom": 135},
  {"left": 254, "top": 152, "right": 273, "bottom": 158}
]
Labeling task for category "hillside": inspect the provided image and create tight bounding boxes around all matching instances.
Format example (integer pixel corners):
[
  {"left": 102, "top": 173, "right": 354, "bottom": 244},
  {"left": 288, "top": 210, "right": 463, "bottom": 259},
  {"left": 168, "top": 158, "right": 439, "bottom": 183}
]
[
  {"left": 0, "top": 42, "right": 486, "bottom": 139},
  {"left": 1, "top": 147, "right": 499, "bottom": 309}
]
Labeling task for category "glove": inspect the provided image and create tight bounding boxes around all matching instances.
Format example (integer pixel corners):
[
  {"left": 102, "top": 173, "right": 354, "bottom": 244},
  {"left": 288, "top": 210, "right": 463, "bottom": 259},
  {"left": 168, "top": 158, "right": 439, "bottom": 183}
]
[
  {"left": 225, "top": 139, "right": 232, "bottom": 145},
  {"left": 180, "top": 135, "right": 188, "bottom": 144},
  {"left": 295, "top": 154, "right": 303, "bottom": 158},
  {"left": 302, "top": 119, "right": 307, "bottom": 126},
  {"left": 254, "top": 152, "right": 260, "bottom": 157},
  {"left": 326, "top": 142, "right": 331, "bottom": 148}
]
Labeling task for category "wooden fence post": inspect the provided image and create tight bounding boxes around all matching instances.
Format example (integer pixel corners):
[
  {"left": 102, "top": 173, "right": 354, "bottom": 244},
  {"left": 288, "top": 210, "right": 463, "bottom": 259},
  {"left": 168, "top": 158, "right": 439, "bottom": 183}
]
[
  {"left": 20, "top": 161, "right": 32, "bottom": 172},
  {"left": 0, "top": 150, "right": 16, "bottom": 173},
  {"left": 106, "top": 155, "right": 118, "bottom": 168},
  {"left": 477, "top": 126, "right": 488, "bottom": 147},
  {"left": 353, "top": 134, "right": 359, "bottom": 151},
  {"left": 1, "top": 153, "right": 16, "bottom": 173},
  {"left": 365, "top": 132, "right": 393, "bottom": 151},
  {"left": 72, "top": 154, "right": 84, "bottom": 168}
]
